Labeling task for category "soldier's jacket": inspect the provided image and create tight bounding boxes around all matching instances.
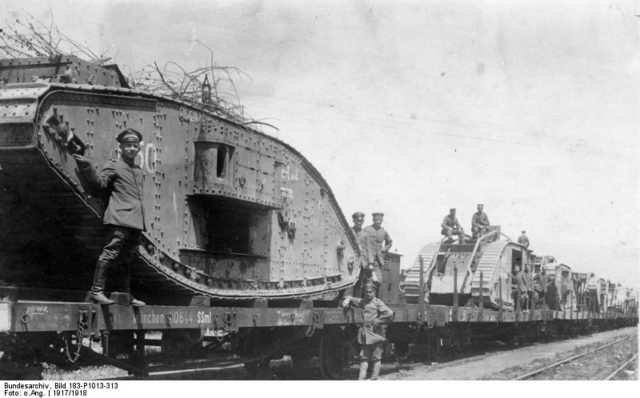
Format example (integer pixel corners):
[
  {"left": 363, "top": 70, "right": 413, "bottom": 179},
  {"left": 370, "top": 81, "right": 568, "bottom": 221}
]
[
  {"left": 349, "top": 297, "right": 394, "bottom": 345},
  {"left": 512, "top": 272, "right": 527, "bottom": 293},
  {"left": 78, "top": 157, "right": 146, "bottom": 231},
  {"left": 351, "top": 226, "right": 367, "bottom": 268},
  {"left": 518, "top": 235, "right": 530, "bottom": 247},
  {"left": 362, "top": 225, "right": 392, "bottom": 266},
  {"left": 472, "top": 212, "right": 490, "bottom": 229},
  {"left": 523, "top": 271, "right": 534, "bottom": 291}
]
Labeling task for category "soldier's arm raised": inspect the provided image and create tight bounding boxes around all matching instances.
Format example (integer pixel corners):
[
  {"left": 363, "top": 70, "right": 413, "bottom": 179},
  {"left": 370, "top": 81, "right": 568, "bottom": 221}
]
[{"left": 74, "top": 156, "right": 116, "bottom": 191}]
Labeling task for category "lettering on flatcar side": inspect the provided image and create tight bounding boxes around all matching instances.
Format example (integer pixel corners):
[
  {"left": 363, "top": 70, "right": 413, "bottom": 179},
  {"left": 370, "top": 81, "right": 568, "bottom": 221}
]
[
  {"left": 26, "top": 305, "right": 49, "bottom": 315},
  {"left": 136, "top": 310, "right": 199, "bottom": 325},
  {"left": 197, "top": 310, "right": 212, "bottom": 324}
]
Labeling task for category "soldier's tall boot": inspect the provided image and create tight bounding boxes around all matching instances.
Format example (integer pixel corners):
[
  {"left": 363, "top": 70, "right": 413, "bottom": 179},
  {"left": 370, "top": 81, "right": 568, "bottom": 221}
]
[
  {"left": 120, "top": 262, "right": 145, "bottom": 307},
  {"left": 90, "top": 260, "right": 115, "bottom": 305}
]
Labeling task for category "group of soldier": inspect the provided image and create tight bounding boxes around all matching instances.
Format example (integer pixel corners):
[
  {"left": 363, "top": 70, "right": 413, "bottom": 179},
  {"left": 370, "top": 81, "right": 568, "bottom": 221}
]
[
  {"left": 440, "top": 204, "right": 491, "bottom": 243},
  {"left": 350, "top": 211, "right": 393, "bottom": 296},
  {"left": 440, "top": 204, "right": 531, "bottom": 248},
  {"left": 511, "top": 265, "right": 552, "bottom": 311}
]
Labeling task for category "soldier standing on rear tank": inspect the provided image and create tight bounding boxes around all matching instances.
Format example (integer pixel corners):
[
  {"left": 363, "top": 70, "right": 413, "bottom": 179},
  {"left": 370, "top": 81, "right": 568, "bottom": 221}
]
[
  {"left": 73, "top": 128, "right": 146, "bottom": 306},
  {"left": 361, "top": 212, "right": 392, "bottom": 292},
  {"left": 518, "top": 230, "right": 530, "bottom": 248},
  {"left": 342, "top": 283, "right": 394, "bottom": 380}
]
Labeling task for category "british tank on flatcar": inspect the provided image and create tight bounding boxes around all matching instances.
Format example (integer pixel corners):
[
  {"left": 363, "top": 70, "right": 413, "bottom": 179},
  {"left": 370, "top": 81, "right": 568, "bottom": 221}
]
[{"left": 0, "top": 55, "right": 359, "bottom": 304}]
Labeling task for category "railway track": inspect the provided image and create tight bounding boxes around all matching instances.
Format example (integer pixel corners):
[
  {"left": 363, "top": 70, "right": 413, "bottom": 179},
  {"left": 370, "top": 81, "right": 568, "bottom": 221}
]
[{"left": 512, "top": 336, "right": 636, "bottom": 380}]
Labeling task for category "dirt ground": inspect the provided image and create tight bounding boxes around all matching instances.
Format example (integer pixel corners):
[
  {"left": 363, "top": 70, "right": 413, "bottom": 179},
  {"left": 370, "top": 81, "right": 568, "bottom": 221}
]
[{"left": 380, "top": 326, "right": 638, "bottom": 380}]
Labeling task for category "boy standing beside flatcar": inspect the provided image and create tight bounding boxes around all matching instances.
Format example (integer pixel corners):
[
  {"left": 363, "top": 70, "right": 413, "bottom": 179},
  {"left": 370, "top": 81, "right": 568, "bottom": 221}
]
[{"left": 342, "top": 283, "right": 394, "bottom": 380}]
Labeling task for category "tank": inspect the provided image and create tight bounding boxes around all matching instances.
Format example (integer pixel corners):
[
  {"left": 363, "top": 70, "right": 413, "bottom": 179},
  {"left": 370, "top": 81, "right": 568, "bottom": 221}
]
[
  {"left": 0, "top": 55, "right": 359, "bottom": 303},
  {"left": 572, "top": 272, "right": 589, "bottom": 310},
  {"left": 542, "top": 262, "right": 575, "bottom": 311},
  {"left": 401, "top": 226, "right": 534, "bottom": 310}
]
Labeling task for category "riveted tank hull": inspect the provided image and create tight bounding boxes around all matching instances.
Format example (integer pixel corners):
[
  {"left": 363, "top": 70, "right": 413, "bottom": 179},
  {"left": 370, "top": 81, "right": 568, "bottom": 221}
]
[
  {"left": 0, "top": 56, "right": 358, "bottom": 303},
  {"left": 402, "top": 230, "right": 533, "bottom": 310}
]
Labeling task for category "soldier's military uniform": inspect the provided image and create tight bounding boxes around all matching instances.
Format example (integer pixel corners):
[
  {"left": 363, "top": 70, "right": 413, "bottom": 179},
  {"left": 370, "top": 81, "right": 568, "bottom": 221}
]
[
  {"left": 351, "top": 211, "right": 368, "bottom": 296},
  {"left": 75, "top": 128, "right": 146, "bottom": 306},
  {"left": 471, "top": 204, "right": 490, "bottom": 238},
  {"left": 361, "top": 213, "right": 392, "bottom": 289},
  {"left": 517, "top": 231, "right": 530, "bottom": 248},
  {"left": 441, "top": 209, "right": 465, "bottom": 243}
]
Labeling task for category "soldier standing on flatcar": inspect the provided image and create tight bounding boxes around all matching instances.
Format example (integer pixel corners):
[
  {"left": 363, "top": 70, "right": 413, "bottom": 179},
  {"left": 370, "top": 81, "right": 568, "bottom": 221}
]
[
  {"left": 362, "top": 212, "right": 393, "bottom": 292},
  {"left": 523, "top": 265, "right": 534, "bottom": 310},
  {"left": 512, "top": 266, "right": 528, "bottom": 311},
  {"left": 342, "top": 283, "right": 394, "bottom": 380},
  {"left": 73, "top": 129, "right": 146, "bottom": 306},
  {"left": 471, "top": 204, "right": 490, "bottom": 238},
  {"left": 441, "top": 208, "right": 465, "bottom": 243},
  {"left": 534, "top": 267, "right": 549, "bottom": 308},
  {"left": 351, "top": 211, "right": 366, "bottom": 245},
  {"left": 351, "top": 211, "right": 367, "bottom": 296}
]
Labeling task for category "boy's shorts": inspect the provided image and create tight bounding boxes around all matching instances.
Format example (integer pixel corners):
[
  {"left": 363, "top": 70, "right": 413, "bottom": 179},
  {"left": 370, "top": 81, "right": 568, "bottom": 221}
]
[{"left": 359, "top": 343, "right": 383, "bottom": 362}]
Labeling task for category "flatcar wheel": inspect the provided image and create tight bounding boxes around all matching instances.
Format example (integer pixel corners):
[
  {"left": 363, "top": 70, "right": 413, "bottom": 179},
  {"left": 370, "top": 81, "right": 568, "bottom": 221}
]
[{"left": 319, "top": 330, "right": 348, "bottom": 380}]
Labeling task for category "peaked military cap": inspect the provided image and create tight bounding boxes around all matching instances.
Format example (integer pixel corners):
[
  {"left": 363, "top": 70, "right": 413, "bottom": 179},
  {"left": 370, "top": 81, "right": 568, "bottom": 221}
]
[
  {"left": 352, "top": 211, "right": 365, "bottom": 220},
  {"left": 372, "top": 212, "right": 384, "bottom": 217},
  {"left": 116, "top": 128, "right": 143, "bottom": 143}
]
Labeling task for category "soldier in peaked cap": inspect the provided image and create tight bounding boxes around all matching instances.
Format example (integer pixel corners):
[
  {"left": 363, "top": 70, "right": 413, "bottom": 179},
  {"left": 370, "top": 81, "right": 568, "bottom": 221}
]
[
  {"left": 351, "top": 211, "right": 366, "bottom": 242},
  {"left": 73, "top": 128, "right": 146, "bottom": 306},
  {"left": 471, "top": 203, "right": 490, "bottom": 238},
  {"left": 341, "top": 282, "right": 393, "bottom": 380},
  {"left": 361, "top": 212, "right": 393, "bottom": 293},
  {"left": 116, "top": 128, "right": 143, "bottom": 143}
]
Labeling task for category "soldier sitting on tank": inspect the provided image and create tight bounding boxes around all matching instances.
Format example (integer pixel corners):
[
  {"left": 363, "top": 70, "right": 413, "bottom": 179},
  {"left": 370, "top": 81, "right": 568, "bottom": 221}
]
[
  {"left": 73, "top": 128, "right": 146, "bottom": 306},
  {"left": 342, "top": 282, "right": 394, "bottom": 380},
  {"left": 511, "top": 266, "right": 528, "bottom": 311},
  {"left": 441, "top": 208, "right": 465, "bottom": 244},
  {"left": 471, "top": 204, "right": 490, "bottom": 238}
]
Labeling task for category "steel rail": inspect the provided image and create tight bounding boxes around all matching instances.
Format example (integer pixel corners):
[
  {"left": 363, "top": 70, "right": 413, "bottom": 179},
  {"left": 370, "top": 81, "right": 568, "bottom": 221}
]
[
  {"left": 603, "top": 353, "right": 638, "bottom": 380},
  {"left": 513, "top": 336, "right": 631, "bottom": 380}
]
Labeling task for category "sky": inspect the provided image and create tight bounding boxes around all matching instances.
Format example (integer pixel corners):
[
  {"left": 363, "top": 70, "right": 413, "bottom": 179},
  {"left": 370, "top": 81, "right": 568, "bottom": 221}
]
[{"left": 2, "top": 0, "right": 639, "bottom": 288}]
